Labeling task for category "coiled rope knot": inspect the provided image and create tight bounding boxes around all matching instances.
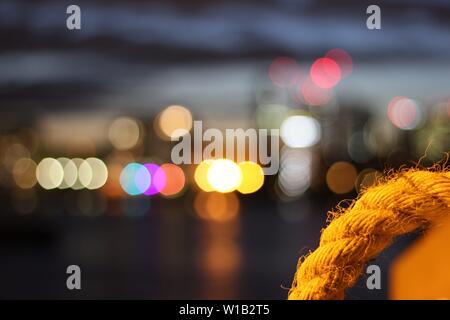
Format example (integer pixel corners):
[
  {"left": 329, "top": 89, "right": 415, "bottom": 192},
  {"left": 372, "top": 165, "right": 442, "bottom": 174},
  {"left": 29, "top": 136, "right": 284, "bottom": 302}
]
[{"left": 289, "top": 169, "right": 450, "bottom": 300}]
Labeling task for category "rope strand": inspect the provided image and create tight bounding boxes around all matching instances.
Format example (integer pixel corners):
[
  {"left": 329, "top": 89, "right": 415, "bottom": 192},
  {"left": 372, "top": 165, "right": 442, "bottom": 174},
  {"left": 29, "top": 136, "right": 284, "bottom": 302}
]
[{"left": 289, "top": 169, "right": 450, "bottom": 300}]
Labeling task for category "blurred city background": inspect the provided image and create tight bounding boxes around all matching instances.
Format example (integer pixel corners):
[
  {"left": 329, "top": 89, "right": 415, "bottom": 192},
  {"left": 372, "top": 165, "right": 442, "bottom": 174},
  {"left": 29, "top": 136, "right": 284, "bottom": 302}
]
[{"left": 0, "top": 0, "right": 449, "bottom": 299}]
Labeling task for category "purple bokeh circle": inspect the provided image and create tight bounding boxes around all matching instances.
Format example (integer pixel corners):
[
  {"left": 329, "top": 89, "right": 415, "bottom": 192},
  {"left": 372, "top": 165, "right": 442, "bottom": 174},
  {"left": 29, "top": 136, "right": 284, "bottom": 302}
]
[{"left": 144, "top": 163, "right": 167, "bottom": 195}]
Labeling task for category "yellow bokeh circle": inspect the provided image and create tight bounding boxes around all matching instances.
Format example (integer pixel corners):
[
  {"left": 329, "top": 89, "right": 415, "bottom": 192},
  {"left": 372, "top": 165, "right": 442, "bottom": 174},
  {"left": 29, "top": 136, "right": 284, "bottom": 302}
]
[
  {"left": 207, "top": 159, "right": 242, "bottom": 193},
  {"left": 237, "top": 161, "right": 264, "bottom": 194}
]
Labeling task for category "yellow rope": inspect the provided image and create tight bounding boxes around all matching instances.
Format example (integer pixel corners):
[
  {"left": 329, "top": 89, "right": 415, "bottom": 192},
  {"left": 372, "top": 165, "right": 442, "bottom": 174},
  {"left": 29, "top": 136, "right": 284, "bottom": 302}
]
[{"left": 288, "top": 168, "right": 450, "bottom": 300}]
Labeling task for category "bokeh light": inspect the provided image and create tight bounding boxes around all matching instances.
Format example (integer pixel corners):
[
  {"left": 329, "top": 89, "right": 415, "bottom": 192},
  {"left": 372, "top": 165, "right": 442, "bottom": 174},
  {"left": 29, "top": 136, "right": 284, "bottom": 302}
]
[
  {"left": 310, "top": 57, "right": 341, "bottom": 89},
  {"left": 57, "top": 158, "right": 77, "bottom": 189},
  {"left": 387, "top": 96, "right": 424, "bottom": 130},
  {"left": 36, "top": 158, "right": 64, "bottom": 190},
  {"left": 143, "top": 163, "right": 166, "bottom": 196},
  {"left": 207, "top": 159, "right": 242, "bottom": 193},
  {"left": 325, "top": 48, "right": 353, "bottom": 78},
  {"left": 80, "top": 158, "right": 108, "bottom": 190},
  {"left": 300, "top": 78, "right": 334, "bottom": 106},
  {"left": 280, "top": 115, "right": 321, "bottom": 148},
  {"left": 70, "top": 158, "right": 87, "bottom": 190},
  {"left": 194, "top": 192, "right": 240, "bottom": 222},
  {"left": 278, "top": 148, "right": 312, "bottom": 198},
  {"left": 237, "top": 161, "right": 264, "bottom": 194},
  {"left": 326, "top": 161, "right": 358, "bottom": 194},
  {"left": 160, "top": 163, "right": 185, "bottom": 197},
  {"left": 157, "top": 105, "right": 193, "bottom": 140},
  {"left": 268, "top": 57, "right": 301, "bottom": 87},
  {"left": 120, "top": 163, "right": 151, "bottom": 196},
  {"left": 102, "top": 162, "right": 125, "bottom": 198},
  {"left": 78, "top": 159, "right": 93, "bottom": 189},
  {"left": 12, "top": 158, "right": 37, "bottom": 189},
  {"left": 194, "top": 160, "right": 215, "bottom": 192},
  {"left": 108, "top": 117, "right": 141, "bottom": 150}
]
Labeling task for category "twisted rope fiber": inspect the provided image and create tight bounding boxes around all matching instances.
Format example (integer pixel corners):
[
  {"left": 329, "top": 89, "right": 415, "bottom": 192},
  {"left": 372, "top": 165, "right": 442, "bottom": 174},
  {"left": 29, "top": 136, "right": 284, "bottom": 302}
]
[{"left": 289, "top": 168, "right": 450, "bottom": 300}]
